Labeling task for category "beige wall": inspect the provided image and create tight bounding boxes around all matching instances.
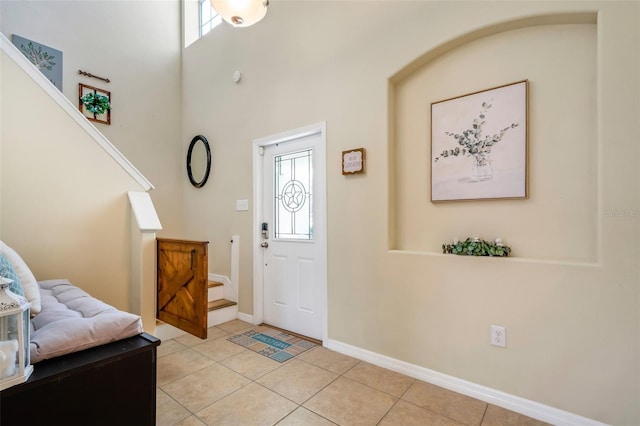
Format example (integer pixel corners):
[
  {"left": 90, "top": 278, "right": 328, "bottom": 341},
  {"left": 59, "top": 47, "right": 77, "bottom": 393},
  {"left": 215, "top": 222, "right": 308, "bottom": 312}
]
[
  {"left": 0, "top": 0, "right": 184, "bottom": 237},
  {"left": 393, "top": 23, "right": 597, "bottom": 262},
  {"left": 1, "top": 0, "right": 638, "bottom": 422},
  {"left": 181, "top": 1, "right": 639, "bottom": 423},
  {"left": 1, "top": 49, "right": 145, "bottom": 309},
  {"left": 0, "top": 0, "right": 182, "bottom": 311}
]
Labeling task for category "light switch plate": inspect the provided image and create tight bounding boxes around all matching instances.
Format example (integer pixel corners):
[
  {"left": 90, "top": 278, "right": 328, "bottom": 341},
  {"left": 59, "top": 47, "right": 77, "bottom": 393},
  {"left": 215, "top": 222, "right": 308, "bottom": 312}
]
[{"left": 236, "top": 199, "right": 249, "bottom": 211}]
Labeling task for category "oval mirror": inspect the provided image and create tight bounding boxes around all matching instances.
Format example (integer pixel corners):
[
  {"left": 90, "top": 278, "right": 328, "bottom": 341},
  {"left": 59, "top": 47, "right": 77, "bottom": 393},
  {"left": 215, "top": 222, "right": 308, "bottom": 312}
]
[{"left": 187, "top": 135, "right": 211, "bottom": 188}]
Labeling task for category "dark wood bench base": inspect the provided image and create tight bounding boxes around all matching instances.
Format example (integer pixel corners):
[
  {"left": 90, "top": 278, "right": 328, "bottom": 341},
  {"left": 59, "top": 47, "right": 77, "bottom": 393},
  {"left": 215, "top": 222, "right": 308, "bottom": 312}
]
[{"left": 0, "top": 333, "right": 160, "bottom": 426}]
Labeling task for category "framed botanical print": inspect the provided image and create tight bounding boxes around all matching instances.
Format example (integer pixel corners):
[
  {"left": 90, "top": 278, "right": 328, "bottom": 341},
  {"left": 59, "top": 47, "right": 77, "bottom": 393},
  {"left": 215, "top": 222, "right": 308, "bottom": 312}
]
[{"left": 431, "top": 80, "right": 528, "bottom": 202}]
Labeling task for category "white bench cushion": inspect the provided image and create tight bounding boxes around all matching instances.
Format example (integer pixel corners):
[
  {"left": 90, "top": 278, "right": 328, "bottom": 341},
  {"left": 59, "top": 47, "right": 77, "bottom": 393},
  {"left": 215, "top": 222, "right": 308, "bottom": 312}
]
[{"left": 30, "top": 279, "right": 142, "bottom": 363}]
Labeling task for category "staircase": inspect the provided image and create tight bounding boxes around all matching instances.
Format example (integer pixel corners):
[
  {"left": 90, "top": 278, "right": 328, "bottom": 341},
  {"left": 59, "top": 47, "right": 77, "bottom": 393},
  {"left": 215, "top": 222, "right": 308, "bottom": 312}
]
[{"left": 207, "top": 279, "right": 238, "bottom": 326}]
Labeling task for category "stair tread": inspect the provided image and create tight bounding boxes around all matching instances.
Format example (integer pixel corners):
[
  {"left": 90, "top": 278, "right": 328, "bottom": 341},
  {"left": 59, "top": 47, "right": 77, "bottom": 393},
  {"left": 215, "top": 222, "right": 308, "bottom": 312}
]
[
  {"left": 208, "top": 280, "right": 224, "bottom": 288},
  {"left": 208, "top": 299, "right": 237, "bottom": 311}
]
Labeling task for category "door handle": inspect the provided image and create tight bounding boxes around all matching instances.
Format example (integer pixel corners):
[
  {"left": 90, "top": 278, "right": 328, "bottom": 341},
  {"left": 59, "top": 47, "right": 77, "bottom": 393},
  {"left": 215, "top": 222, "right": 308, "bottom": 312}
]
[{"left": 261, "top": 242, "right": 269, "bottom": 248}]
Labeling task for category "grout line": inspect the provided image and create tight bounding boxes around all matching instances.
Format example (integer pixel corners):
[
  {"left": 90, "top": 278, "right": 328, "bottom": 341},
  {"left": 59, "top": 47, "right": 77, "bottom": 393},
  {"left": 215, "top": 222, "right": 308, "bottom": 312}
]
[
  {"left": 376, "top": 398, "right": 399, "bottom": 426},
  {"left": 158, "top": 321, "right": 506, "bottom": 426},
  {"left": 480, "top": 403, "right": 489, "bottom": 425}
]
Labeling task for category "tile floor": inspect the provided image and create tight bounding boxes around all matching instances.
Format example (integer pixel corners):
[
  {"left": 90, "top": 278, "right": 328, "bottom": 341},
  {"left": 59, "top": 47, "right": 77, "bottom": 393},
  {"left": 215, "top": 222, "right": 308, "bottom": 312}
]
[{"left": 157, "top": 320, "right": 548, "bottom": 426}]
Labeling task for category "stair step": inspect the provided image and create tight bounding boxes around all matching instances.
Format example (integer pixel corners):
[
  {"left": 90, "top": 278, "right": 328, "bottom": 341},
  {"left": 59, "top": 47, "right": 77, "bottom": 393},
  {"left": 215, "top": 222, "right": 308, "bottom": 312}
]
[
  {"left": 208, "top": 280, "right": 224, "bottom": 288},
  {"left": 208, "top": 299, "right": 237, "bottom": 311},
  {"left": 208, "top": 281, "right": 224, "bottom": 301}
]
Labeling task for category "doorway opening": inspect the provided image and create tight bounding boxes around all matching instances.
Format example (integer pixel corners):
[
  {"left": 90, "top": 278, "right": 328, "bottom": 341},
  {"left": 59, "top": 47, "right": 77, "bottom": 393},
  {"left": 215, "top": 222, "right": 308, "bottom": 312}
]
[{"left": 252, "top": 122, "right": 327, "bottom": 344}]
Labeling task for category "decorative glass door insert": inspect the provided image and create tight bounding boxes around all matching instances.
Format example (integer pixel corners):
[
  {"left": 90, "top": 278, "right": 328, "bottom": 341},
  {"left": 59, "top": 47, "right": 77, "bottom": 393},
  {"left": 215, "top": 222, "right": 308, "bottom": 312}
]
[{"left": 274, "top": 149, "right": 313, "bottom": 240}]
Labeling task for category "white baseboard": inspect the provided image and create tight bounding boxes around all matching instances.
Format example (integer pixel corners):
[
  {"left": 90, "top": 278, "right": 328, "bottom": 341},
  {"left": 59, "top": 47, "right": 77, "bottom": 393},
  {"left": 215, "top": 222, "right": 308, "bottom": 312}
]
[
  {"left": 153, "top": 322, "right": 186, "bottom": 340},
  {"left": 326, "top": 339, "right": 606, "bottom": 426},
  {"left": 209, "top": 273, "right": 237, "bottom": 302},
  {"left": 237, "top": 311, "right": 254, "bottom": 324}
]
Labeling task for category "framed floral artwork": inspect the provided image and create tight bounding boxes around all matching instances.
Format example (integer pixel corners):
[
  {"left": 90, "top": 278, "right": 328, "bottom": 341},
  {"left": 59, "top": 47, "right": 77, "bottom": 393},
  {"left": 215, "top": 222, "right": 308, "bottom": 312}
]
[{"left": 431, "top": 80, "right": 528, "bottom": 202}]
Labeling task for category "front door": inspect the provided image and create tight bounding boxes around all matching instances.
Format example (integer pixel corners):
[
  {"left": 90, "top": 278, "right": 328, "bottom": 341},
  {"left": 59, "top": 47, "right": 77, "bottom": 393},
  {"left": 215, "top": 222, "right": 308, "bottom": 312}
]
[{"left": 257, "top": 124, "right": 326, "bottom": 341}]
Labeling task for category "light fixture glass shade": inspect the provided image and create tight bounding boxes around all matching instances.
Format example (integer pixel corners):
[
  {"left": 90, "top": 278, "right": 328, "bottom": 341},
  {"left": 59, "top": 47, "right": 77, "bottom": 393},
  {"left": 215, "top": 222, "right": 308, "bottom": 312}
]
[
  {"left": 0, "top": 277, "right": 33, "bottom": 391},
  {"left": 210, "top": 0, "right": 268, "bottom": 28}
]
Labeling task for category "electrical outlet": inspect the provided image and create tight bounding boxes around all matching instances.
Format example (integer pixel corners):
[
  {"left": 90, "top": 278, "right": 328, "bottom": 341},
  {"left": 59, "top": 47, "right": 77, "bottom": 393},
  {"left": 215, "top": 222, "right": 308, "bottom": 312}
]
[{"left": 491, "top": 325, "right": 506, "bottom": 347}]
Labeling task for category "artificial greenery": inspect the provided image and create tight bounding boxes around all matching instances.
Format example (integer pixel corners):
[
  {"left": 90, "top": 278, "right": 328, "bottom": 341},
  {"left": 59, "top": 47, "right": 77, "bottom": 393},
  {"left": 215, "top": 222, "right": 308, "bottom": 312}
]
[
  {"left": 442, "top": 237, "right": 511, "bottom": 257},
  {"left": 80, "top": 92, "right": 111, "bottom": 115}
]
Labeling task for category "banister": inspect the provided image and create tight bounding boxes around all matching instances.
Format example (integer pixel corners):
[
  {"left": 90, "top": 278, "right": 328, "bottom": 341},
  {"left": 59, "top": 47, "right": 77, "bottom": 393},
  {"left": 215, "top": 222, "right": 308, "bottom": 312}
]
[{"left": 0, "top": 33, "right": 154, "bottom": 191}]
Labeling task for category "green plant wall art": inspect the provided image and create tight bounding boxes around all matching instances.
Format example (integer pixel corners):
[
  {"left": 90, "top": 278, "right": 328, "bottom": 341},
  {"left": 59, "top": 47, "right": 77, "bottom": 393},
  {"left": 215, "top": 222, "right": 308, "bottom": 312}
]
[
  {"left": 12, "top": 34, "right": 63, "bottom": 91},
  {"left": 79, "top": 83, "right": 111, "bottom": 125}
]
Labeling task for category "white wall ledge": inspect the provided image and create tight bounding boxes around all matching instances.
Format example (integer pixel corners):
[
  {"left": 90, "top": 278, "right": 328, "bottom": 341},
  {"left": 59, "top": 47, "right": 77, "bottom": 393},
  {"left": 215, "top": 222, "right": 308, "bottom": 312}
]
[{"left": 128, "top": 192, "right": 162, "bottom": 232}]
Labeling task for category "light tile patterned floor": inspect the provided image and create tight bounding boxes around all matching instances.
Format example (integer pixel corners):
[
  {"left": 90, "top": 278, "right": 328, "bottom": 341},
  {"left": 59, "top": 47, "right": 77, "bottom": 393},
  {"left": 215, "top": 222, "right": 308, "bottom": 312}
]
[{"left": 157, "top": 320, "right": 548, "bottom": 426}]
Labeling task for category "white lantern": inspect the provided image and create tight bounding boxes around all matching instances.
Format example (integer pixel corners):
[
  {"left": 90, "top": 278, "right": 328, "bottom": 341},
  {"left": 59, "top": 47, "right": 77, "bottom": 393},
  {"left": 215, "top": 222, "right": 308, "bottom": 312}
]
[{"left": 0, "top": 277, "right": 33, "bottom": 390}]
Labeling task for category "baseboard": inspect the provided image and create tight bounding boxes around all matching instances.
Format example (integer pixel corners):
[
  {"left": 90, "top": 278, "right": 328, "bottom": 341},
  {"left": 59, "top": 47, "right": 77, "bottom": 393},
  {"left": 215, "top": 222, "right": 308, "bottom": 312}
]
[
  {"left": 153, "top": 321, "right": 186, "bottom": 340},
  {"left": 209, "top": 273, "right": 230, "bottom": 287},
  {"left": 326, "top": 339, "right": 606, "bottom": 426},
  {"left": 236, "top": 311, "right": 254, "bottom": 324},
  {"left": 209, "top": 273, "right": 236, "bottom": 302}
]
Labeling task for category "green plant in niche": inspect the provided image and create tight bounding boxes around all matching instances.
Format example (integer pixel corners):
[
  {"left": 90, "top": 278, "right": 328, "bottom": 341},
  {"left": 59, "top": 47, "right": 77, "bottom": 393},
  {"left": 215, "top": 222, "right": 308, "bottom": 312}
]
[
  {"left": 80, "top": 92, "right": 111, "bottom": 115},
  {"left": 442, "top": 237, "right": 511, "bottom": 257}
]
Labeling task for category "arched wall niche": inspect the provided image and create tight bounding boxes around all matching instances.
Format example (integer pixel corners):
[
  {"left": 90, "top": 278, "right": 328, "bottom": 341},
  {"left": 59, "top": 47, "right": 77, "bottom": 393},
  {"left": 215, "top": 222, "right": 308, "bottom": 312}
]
[{"left": 388, "top": 12, "right": 598, "bottom": 263}]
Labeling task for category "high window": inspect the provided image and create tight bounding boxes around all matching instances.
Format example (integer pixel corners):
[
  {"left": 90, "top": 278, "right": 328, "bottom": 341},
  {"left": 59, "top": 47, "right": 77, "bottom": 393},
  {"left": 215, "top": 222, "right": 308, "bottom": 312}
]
[{"left": 200, "top": 0, "right": 221, "bottom": 36}]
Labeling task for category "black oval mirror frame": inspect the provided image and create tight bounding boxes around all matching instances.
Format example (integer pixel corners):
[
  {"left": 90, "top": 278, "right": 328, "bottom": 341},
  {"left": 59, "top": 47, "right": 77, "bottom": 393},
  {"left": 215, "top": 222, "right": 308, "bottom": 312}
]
[{"left": 187, "top": 135, "right": 212, "bottom": 188}]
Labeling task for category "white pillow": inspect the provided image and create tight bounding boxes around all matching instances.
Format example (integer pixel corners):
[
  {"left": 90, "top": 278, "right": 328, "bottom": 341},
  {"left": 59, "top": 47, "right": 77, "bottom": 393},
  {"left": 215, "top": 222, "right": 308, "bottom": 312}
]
[{"left": 0, "top": 241, "right": 41, "bottom": 314}]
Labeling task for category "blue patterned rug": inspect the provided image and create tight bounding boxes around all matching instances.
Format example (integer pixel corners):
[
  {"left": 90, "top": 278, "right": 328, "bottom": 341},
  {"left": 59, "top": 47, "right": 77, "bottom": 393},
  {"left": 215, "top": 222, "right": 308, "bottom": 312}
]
[{"left": 227, "top": 328, "right": 317, "bottom": 362}]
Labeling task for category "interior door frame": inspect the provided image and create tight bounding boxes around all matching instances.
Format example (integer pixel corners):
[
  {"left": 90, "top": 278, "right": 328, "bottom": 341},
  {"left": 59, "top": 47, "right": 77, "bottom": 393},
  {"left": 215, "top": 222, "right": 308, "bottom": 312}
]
[{"left": 252, "top": 122, "right": 327, "bottom": 345}]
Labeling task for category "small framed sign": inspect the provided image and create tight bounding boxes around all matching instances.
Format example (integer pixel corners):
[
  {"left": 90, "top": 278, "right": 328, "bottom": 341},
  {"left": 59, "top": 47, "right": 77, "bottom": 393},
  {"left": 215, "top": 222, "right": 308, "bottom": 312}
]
[{"left": 342, "top": 148, "right": 366, "bottom": 175}]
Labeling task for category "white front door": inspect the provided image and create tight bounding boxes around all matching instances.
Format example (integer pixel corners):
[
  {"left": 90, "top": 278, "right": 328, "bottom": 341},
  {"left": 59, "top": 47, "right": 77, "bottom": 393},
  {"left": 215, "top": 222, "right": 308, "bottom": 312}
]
[{"left": 254, "top": 124, "right": 326, "bottom": 341}]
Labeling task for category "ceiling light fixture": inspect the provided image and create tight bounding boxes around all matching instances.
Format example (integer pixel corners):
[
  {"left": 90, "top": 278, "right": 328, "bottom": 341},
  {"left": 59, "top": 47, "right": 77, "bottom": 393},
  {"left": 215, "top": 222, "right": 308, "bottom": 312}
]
[{"left": 210, "top": 0, "right": 269, "bottom": 28}]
